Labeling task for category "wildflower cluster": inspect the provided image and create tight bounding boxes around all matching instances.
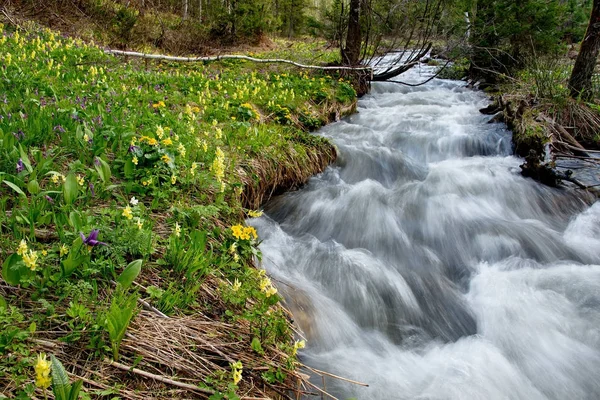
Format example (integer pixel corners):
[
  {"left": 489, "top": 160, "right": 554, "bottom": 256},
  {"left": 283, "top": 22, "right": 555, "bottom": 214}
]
[
  {"left": 17, "top": 240, "right": 39, "bottom": 270},
  {"left": 0, "top": 24, "right": 355, "bottom": 399},
  {"left": 259, "top": 274, "right": 278, "bottom": 297},
  {"left": 231, "top": 224, "right": 258, "bottom": 241},
  {"left": 231, "top": 361, "right": 243, "bottom": 385},
  {"left": 34, "top": 353, "right": 51, "bottom": 389}
]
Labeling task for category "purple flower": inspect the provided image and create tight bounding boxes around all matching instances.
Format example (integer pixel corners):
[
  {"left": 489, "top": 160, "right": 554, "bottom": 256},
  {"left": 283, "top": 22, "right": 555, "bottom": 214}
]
[
  {"left": 45, "top": 195, "right": 54, "bottom": 203},
  {"left": 53, "top": 125, "right": 66, "bottom": 134},
  {"left": 16, "top": 159, "right": 24, "bottom": 173},
  {"left": 13, "top": 130, "right": 24, "bottom": 140},
  {"left": 80, "top": 229, "right": 107, "bottom": 247},
  {"left": 89, "top": 182, "right": 95, "bottom": 197}
]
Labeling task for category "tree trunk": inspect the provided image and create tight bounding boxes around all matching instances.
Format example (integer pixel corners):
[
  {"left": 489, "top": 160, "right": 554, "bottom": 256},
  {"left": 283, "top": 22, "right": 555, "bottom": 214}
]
[
  {"left": 568, "top": 0, "right": 600, "bottom": 99},
  {"left": 183, "top": 0, "right": 189, "bottom": 20},
  {"left": 343, "top": 0, "right": 361, "bottom": 66}
]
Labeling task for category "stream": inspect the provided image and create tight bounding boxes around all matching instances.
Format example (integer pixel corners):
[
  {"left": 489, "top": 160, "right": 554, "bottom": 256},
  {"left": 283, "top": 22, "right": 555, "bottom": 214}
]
[{"left": 250, "top": 64, "right": 600, "bottom": 399}]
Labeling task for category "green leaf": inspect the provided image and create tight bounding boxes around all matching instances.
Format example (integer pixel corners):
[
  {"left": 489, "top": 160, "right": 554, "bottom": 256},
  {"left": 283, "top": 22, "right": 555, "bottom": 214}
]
[
  {"left": 117, "top": 259, "right": 143, "bottom": 290},
  {"left": 61, "top": 237, "right": 87, "bottom": 278},
  {"left": 94, "top": 157, "right": 112, "bottom": 183},
  {"left": 123, "top": 159, "right": 134, "bottom": 178},
  {"left": 50, "top": 355, "right": 71, "bottom": 400},
  {"left": 0, "top": 294, "right": 7, "bottom": 309},
  {"left": 68, "top": 379, "right": 83, "bottom": 400},
  {"left": 251, "top": 337, "right": 264, "bottom": 355},
  {"left": 18, "top": 144, "right": 33, "bottom": 173},
  {"left": 3, "top": 180, "right": 26, "bottom": 197},
  {"left": 106, "top": 292, "right": 138, "bottom": 360},
  {"left": 69, "top": 211, "right": 83, "bottom": 231},
  {"left": 27, "top": 179, "right": 40, "bottom": 195},
  {"left": 63, "top": 173, "right": 78, "bottom": 205},
  {"left": 2, "top": 254, "right": 25, "bottom": 286}
]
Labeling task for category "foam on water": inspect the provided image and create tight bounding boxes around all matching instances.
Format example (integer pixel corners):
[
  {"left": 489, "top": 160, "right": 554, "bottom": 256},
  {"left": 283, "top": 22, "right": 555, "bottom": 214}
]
[{"left": 250, "top": 64, "right": 600, "bottom": 399}]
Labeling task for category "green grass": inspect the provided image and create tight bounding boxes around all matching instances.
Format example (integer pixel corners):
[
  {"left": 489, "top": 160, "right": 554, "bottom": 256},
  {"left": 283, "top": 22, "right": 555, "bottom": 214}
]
[{"left": 0, "top": 22, "right": 355, "bottom": 399}]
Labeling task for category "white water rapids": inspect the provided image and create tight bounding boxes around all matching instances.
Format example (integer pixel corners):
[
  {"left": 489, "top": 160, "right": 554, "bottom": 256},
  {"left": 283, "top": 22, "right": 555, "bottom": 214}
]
[{"left": 249, "top": 65, "right": 600, "bottom": 399}]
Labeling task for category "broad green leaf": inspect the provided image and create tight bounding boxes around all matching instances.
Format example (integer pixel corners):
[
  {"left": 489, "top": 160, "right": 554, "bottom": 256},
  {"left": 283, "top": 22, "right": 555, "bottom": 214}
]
[
  {"left": 68, "top": 211, "right": 83, "bottom": 231},
  {"left": 63, "top": 173, "right": 78, "bottom": 205},
  {"left": 117, "top": 259, "right": 143, "bottom": 290},
  {"left": 3, "top": 180, "right": 26, "bottom": 197},
  {"left": 61, "top": 237, "right": 86, "bottom": 278},
  {"left": 18, "top": 144, "right": 33, "bottom": 173},
  {"left": 95, "top": 157, "right": 112, "bottom": 183},
  {"left": 50, "top": 355, "right": 71, "bottom": 400},
  {"left": 123, "top": 159, "right": 134, "bottom": 178},
  {"left": 0, "top": 294, "right": 7, "bottom": 309},
  {"left": 2, "top": 254, "right": 24, "bottom": 286},
  {"left": 27, "top": 179, "right": 40, "bottom": 195},
  {"left": 106, "top": 293, "right": 138, "bottom": 360}
]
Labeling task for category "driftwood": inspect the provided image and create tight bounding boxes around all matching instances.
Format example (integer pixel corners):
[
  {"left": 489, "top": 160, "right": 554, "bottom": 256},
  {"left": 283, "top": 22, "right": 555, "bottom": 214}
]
[
  {"left": 539, "top": 114, "right": 590, "bottom": 157},
  {"left": 104, "top": 49, "right": 374, "bottom": 74},
  {"left": 105, "top": 359, "right": 215, "bottom": 396}
]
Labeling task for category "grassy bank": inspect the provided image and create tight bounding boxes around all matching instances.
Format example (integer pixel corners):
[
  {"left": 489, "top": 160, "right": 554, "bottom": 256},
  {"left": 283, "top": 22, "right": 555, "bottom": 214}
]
[{"left": 0, "top": 21, "right": 356, "bottom": 399}]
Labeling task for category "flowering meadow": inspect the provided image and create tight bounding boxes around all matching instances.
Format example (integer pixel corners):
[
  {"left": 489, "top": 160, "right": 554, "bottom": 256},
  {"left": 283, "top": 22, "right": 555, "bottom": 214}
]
[{"left": 0, "top": 21, "right": 355, "bottom": 399}]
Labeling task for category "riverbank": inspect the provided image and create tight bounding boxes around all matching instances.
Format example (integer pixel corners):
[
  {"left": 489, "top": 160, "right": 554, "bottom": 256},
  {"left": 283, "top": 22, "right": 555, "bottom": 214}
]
[
  {"left": 0, "top": 21, "right": 356, "bottom": 399},
  {"left": 479, "top": 92, "right": 600, "bottom": 196}
]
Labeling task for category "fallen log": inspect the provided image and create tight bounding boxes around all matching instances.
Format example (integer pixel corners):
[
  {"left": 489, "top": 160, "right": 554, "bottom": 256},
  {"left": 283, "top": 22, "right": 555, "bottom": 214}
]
[{"left": 104, "top": 49, "right": 374, "bottom": 74}]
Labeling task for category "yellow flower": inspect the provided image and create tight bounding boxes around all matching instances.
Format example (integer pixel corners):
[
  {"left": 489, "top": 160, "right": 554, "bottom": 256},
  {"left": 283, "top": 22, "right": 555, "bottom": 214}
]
[
  {"left": 292, "top": 339, "right": 306, "bottom": 355},
  {"left": 122, "top": 206, "right": 133, "bottom": 220},
  {"left": 211, "top": 147, "right": 225, "bottom": 183},
  {"left": 215, "top": 128, "right": 223, "bottom": 140},
  {"left": 156, "top": 125, "right": 164, "bottom": 139},
  {"left": 34, "top": 353, "right": 52, "bottom": 389},
  {"left": 247, "top": 210, "right": 263, "bottom": 218},
  {"left": 17, "top": 239, "right": 28, "bottom": 256},
  {"left": 233, "top": 369, "right": 242, "bottom": 385},
  {"left": 76, "top": 174, "right": 85, "bottom": 186},
  {"left": 147, "top": 138, "right": 158, "bottom": 146},
  {"left": 161, "top": 154, "right": 171, "bottom": 164},
  {"left": 23, "top": 250, "right": 39, "bottom": 270},
  {"left": 174, "top": 222, "right": 181, "bottom": 237},
  {"left": 231, "top": 361, "right": 243, "bottom": 385},
  {"left": 161, "top": 138, "right": 173, "bottom": 146},
  {"left": 259, "top": 277, "right": 271, "bottom": 291},
  {"left": 231, "top": 224, "right": 244, "bottom": 240},
  {"left": 244, "top": 226, "right": 258, "bottom": 240},
  {"left": 232, "top": 278, "right": 241, "bottom": 291},
  {"left": 83, "top": 133, "right": 90, "bottom": 142},
  {"left": 190, "top": 162, "right": 198, "bottom": 176},
  {"left": 171, "top": 174, "right": 177, "bottom": 185},
  {"left": 265, "top": 285, "right": 277, "bottom": 297},
  {"left": 41, "top": 250, "right": 48, "bottom": 256},
  {"left": 60, "top": 244, "right": 69, "bottom": 256},
  {"left": 136, "top": 218, "right": 143, "bottom": 230},
  {"left": 51, "top": 174, "right": 60, "bottom": 184},
  {"left": 132, "top": 156, "right": 138, "bottom": 165},
  {"left": 178, "top": 143, "right": 186, "bottom": 157}
]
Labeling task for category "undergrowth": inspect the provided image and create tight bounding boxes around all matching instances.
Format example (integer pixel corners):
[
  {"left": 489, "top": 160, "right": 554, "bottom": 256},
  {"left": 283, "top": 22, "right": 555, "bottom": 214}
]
[{"left": 0, "top": 21, "right": 354, "bottom": 399}]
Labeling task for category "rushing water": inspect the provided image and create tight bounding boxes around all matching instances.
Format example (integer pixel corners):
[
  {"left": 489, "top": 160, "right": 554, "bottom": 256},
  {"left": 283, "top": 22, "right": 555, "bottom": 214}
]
[{"left": 250, "top": 65, "right": 600, "bottom": 399}]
